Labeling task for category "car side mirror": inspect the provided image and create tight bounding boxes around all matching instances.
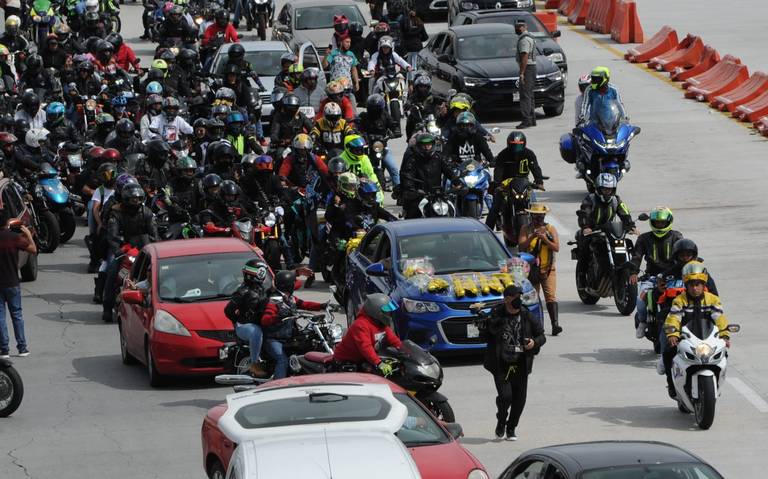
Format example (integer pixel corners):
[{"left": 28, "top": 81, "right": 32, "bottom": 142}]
[
  {"left": 551, "top": 30, "right": 562, "bottom": 38},
  {"left": 443, "top": 422, "right": 464, "bottom": 439},
  {"left": 276, "top": 24, "right": 290, "bottom": 33},
  {"left": 366, "top": 262, "right": 388, "bottom": 277},
  {"left": 637, "top": 213, "right": 649, "bottom": 221},
  {"left": 121, "top": 289, "right": 145, "bottom": 305}
]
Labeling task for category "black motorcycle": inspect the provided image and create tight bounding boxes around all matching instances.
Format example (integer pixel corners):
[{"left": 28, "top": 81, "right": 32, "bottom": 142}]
[
  {"left": 416, "top": 185, "right": 456, "bottom": 218},
  {"left": 496, "top": 177, "right": 541, "bottom": 248},
  {"left": 569, "top": 216, "right": 637, "bottom": 315},
  {"left": 19, "top": 176, "right": 60, "bottom": 253},
  {"left": 366, "top": 133, "right": 391, "bottom": 192},
  {"left": 245, "top": 0, "right": 271, "bottom": 40},
  {"left": 0, "top": 358, "right": 24, "bottom": 417}
]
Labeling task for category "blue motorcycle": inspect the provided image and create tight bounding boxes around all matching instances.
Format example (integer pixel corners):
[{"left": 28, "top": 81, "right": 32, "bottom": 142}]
[
  {"left": 559, "top": 98, "right": 640, "bottom": 192},
  {"left": 454, "top": 159, "right": 491, "bottom": 219},
  {"left": 37, "top": 163, "right": 78, "bottom": 245}
]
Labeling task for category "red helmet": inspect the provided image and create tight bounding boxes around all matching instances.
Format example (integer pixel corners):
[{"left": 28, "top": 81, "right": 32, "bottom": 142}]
[
  {"left": 85, "top": 146, "right": 105, "bottom": 162},
  {"left": 102, "top": 148, "right": 123, "bottom": 164},
  {"left": 333, "top": 14, "right": 349, "bottom": 26},
  {"left": 0, "top": 132, "right": 17, "bottom": 145}
]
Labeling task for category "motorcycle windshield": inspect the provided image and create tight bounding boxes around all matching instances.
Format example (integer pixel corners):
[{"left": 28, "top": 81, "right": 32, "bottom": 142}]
[
  {"left": 460, "top": 159, "right": 482, "bottom": 176},
  {"left": 382, "top": 340, "right": 434, "bottom": 366},
  {"left": 33, "top": 0, "right": 51, "bottom": 12},
  {"left": 606, "top": 216, "right": 625, "bottom": 239},
  {"left": 688, "top": 318, "right": 715, "bottom": 340},
  {"left": 39, "top": 163, "right": 58, "bottom": 177},
  {"left": 590, "top": 97, "right": 622, "bottom": 137},
  {"left": 509, "top": 177, "right": 530, "bottom": 195}
]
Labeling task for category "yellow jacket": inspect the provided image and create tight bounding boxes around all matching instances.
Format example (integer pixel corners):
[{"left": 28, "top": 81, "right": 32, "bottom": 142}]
[{"left": 664, "top": 291, "right": 729, "bottom": 339}]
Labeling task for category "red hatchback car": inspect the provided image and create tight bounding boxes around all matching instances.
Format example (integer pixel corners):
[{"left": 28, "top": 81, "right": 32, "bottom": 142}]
[
  {"left": 117, "top": 238, "right": 260, "bottom": 387},
  {"left": 201, "top": 373, "right": 488, "bottom": 479}
]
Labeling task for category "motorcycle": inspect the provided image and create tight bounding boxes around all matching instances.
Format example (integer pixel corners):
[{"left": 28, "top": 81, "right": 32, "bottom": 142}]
[
  {"left": 294, "top": 339, "right": 454, "bottom": 421},
  {"left": 454, "top": 159, "right": 490, "bottom": 219},
  {"left": 668, "top": 322, "right": 740, "bottom": 429},
  {"left": 417, "top": 186, "right": 456, "bottom": 218},
  {"left": 366, "top": 134, "right": 391, "bottom": 192},
  {"left": 37, "top": 163, "right": 78, "bottom": 244},
  {"left": 254, "top": 205, "right": 284, "bottom": 272},
  {"left": 639, "top": 274, "right": 684, "bottom": 353},
  {"left": 560, "top": 98, "right": 640, "bottom": 192},
  {"left": 216, "top": 303, "right": 343, "bottom": 377},
  {"left": 569, "top": 216, "right": 637, "bottom": 315},
  {"left": 372, "top": 65, "right": 406, "bottom": 138},
  {"left": 496, "top": 177, "right": 540, "bottom": 248},
  {"left": 0, "top": 358, "right": 23, "bottom": 417},
  {"left": 151, "top": 192, "right": 204, "bottom": 241},
  {"left": 29, "top": 0, "right": 58, "bottom": 47},
  {"left": 246, "top": 0, "right": 271, "bottom": 40},
  {"left": 55, "top": 142, "right": 84, "bottom": 215}
]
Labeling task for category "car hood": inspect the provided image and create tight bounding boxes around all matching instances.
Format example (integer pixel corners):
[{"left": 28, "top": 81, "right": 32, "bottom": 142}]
[
  {"left": 409, "top": 442, "right": 483, "bottom": 479},
  {"left": 396, "top": 269, "right": 535, "bottom": 304},
  {"left": 156, "top": 300, "right": 232, "bottom": 331},
  {"left": 457, "top": 56, "right": 558, "bottom": 78},
  {"left": 293, "top": 29, "right": 333, "bottom": 50},
  {"left": 533, "top": 36, "right": 564, "bottom": 57}
]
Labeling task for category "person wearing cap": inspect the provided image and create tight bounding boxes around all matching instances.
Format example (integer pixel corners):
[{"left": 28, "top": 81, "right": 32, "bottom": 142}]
[
  {"left": 515, "top": 19, "right": 537, "bottom": 129},
  {"left": 518, "top": 203, "right": 562, "bottom": 336},
  {"left": 475, "top": 284, "right": 546, "bottom": 441}
]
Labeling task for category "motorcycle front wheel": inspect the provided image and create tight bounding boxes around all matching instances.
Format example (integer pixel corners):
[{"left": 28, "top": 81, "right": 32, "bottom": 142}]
[
  {"left": 613, "top": 269, "right": 637, "bottom": 316},
  {"left": 461, "top": 198, "right": 480, "bottom": 219},
  {"left": 694, "top": 375, "right": 717, "bottom": 429},
  {"left": 37, "top": 209, "right": 61, "bottom": 253},
  {"left": 575, "top": 259, "right": 600, "bottom": 305},
  {"left": 0, "top": 365, "right": 24, "bottom": 417},
  {"left": 421, "top": 398, "right": 455, "bottom": 423},
  {"left": 257, "top": 13, "right": 267, "bottom": 40},
  {"left": 262, "top": 239, "right": 281, "bottom": 272}
]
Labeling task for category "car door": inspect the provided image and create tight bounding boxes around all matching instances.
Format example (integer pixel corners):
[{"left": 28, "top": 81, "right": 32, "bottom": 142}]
[
  {"left": 298, "top": 41, "right": 328, "bottom": 91},
  {"left": 434, "top": 33, "right": 456, "bottom": 97},
  {"left": 124, "top": 252, "right": 150, "bottom": 357},
  {"left": 500, "top": 459, "right": 548, "bottom": 479},
  {"left": 367, "top": 232, "right": 394, "bottom": 295},
  {"left": 418, "top": 32, "right": 443, "bottom": 79},
  {"left": 348, "top": 227, "right": 385, "bottom": 310}
]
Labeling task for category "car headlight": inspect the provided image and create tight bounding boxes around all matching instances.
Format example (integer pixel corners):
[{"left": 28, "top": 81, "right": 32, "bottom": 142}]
[
  {"left": 460, "top": 1, "right": 477, "bottom": 9},
  {"left": 330, "top": 323, "right": 343, "bottom": 342},
  {"left": 521, "top": 288, "right": 538, "bottom": 306},
  {"left": 545, "top": 71, "right": 563, "bottom": 82},
  {"left": 463, "top": 174, "right": 479, "bottom": 188},
  {"left": 517, "top": 0, "right": 533, "bottom": 6},
  {"left": 548, "top": 52, "right": 564, "bottom": 63},
  {"left": 154, "top": 310, "right": 191, "bottom": 336},
  {"left": 463, "top": 76, "right": 488, "bottom": 88},
  {"left": 416, "top": 362, "right": 441, "bottom": 379},
  {"left": 468, "top": 470, "right": 489, "bottom": 479},
  {"left": 695, "top": 343, "right": 713, "bottom": 361},
  {"left": 403, "top": 298, "right": 440, "bottom": 313}
]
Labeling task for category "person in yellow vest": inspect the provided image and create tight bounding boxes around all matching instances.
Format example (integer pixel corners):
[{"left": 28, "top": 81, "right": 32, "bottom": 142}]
[{"left": 517, "top": 203, "right": 562, "bottom": 336}]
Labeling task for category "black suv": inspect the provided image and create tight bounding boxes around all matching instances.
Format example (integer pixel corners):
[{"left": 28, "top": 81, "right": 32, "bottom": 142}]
[
  {"left": 448, "top": 0, "right": 534, "bottom": 24},
  {"left": 452, "top": 9, "right": 567, "bottom": 83}
]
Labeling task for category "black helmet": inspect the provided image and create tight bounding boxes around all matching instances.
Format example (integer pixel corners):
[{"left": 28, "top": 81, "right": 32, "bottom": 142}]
[
  {"left": 146, "top": 138, "right": 171, "bottom": 164},
  {"left": 228, "top": 43, "right": 245, "bottom": 61},
  {"left": 202, "top": 173, "right": 223, "bottom": 191},
  {"left": 106, "top": 32, "right": 123, "bottom": 49},
  {"left": 242, "top": 257, "right": 272, "bottom": 290},
  {"left": 78, "top": 60, "right": 95, "bottom": 75},
  {"left": 672, "top": 238, "right": 699, "bottom": 263},
  {"left": 26, "top": 54, "right": 43, "bottom": 71},
  {"left": 97, "top": 162, "right": 117, "bottom": 187},
  {"left": 159, "top": 49, "right": 176, "bottom": 64},
  {"left": 211, "top": 141, "right": 236, "bottom": 165},
  {"left": 178, "top": 48, "right": 197, "bottom": 67},
  {"left": 366, "top": 94, "right": 385, "bottom": 114},
  {"left": 85, "top": 11, "right": 99, "bottom": 24},
  {"left": 274, "top": 270, "right": 296, "bottom": 295},
  {"left": 115, "top": 118, "right": 135, "bottom": 139},
  {"left": 21, "top": 91, "right": 41, "bottom": 114},
  {"left": 220, "top": 179, "right": 239, "bottom": 201},
  {"left": 349, "top": 21, "right": 363, "bottom": 37},
  {"left": 414, "top": 132, "right": 436, "bottom": 158},
  {"left": 282, "top": 93, "right": 300, "bottom": 109},
  {"left": 215, "top": 9, "right": 229, "bottom": 25},
  {"left": 13, "top": 118, "right": 29, "bottom": 138},
  {"left": 327, "top": 156, "right": 347, "bottom": 175},
  {"left": 363, "top": 293, "right": 398, "bottom": 327},
  {"left": 121, "top": 183, "right": 145, "bottom": 210},
  {"left": 271, "top": 87, "right": 288, "bottom": 107},
  {"left": 96, "top": 39, "right": 113, "bottom": 54},
  {"left": 507, "top": 131, "right": 526, "bottom": 154}
]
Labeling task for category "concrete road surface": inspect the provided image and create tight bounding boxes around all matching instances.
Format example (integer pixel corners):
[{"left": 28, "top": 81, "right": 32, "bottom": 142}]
[{"left": 1, "top": 1, "right": 767, "bottom": 478}]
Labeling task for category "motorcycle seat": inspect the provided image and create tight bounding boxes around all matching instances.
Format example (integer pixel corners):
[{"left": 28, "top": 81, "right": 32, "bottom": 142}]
[{"left": 305, "top": 351, "right": 335, "bottom": 364}]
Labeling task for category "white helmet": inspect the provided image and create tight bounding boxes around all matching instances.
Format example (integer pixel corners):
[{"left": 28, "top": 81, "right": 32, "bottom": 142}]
[
  {"left": 85, "top": 0, "right": 99, "bottom": 11},
  {"left": 378, "top": 35, "right": 394, "bottom": 51},
  {"left": 25, "top": 128, "right": 50, "bottom": 148},
  {"left": 578, "top": 73, "right": 591, "bottom": 93},
  {"left": 595, "top": 173, "right": 617, "bottom": 201}
]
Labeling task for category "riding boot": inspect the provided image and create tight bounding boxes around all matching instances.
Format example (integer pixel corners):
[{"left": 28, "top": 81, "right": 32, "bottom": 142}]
[
  {"left": 547, "top": 302, "right": 562, "bottom": 336},
  {"left": 93, "top": 273, "right": 106, "bottom": 304}
]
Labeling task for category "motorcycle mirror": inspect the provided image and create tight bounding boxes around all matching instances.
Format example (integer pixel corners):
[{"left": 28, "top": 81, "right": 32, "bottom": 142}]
[
  {"left": 727, "top": 324, "right": 741, "bottom": 333},
  {"left": 488, "top": 127, "right": 501, "bottom": 135},
  {"left": 551, "top": 30, "right": 562, "bottom": 38},
  {"left": 443, "top": 422, "right": 464, "bottom": 439},
  {"left": 365, "top": 262, "right": 388, "bottom": 277},
  {"left": 214, "top": 374, "right": 257, "bottom": 385},
  {"left": 637, "top": 213, "right": 649, "bottom": 221}
]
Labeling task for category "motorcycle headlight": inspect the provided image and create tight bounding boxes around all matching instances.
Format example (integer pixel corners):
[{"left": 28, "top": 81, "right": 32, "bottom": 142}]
[
  {"left": 695, "top": 343, "right": 713, "bottom": 361},
  {"left": 432, "top": 200, "right": 449, "bottom": 216},
  {"left": 264, "top": 212, "right": 276, "bottom": 227},
  {"left": 69, "top": 154, "right": 82, "bottom": 168},
  {"left": 463, "top": 76, "right": 488, "bottom": 88},
  {"left": 468, "top": 470, "right": 489, "bottom": 479},
  {"left": 548, "top": 53, "right": 564, "bottom": 63},
  {"left": 463, "top": 174, "right": 479, "bottom": 188},
  {"left": 154, "top": 310, "right": 191, "bottom": 337},
  {"left": 373, "top": 141, "right": 385, "bottom": 153},
  {"left": 403, "top": 298, "right": 440, "bottom": 313},
  {"left": 330, "top": 323, "right": 343, "bottom": 342},
  {"left": 194, "top": 16, "right": 203, "bottom": 25},
  {"left": 521, "top": 288, "right": 538, "bottom": 306},
  {"left": 416, "top": 362, "right": 441, "bottom": 380}
]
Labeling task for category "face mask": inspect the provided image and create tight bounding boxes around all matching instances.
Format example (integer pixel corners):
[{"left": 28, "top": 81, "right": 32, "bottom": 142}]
[{"left": 506, "top": 296, "right": 522, "bottom": 310}]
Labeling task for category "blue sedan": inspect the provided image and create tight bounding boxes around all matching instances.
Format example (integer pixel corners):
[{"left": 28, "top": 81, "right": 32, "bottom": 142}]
[{"left": 344, "top": 218, "right": 543, "bottom": 353}]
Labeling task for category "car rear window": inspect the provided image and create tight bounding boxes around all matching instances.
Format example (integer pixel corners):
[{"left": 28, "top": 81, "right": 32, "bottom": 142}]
[
  {"left": 582, "top": 463, "right": 722, "bottom": 479},
  {"left": 234, "top": 393, "right": 391, "bottom": 428},
  {"left": 213, "top": 49, "right": 285, "bottom": 77},
  {"left": 295, "top": 5, "right": 365, "bottom": 30},
  {"left": 457, "top": 33, "right": 519, "bottom": 60},
  {"left": 477, "top": 15, "right": 547, "bottom": 35}
]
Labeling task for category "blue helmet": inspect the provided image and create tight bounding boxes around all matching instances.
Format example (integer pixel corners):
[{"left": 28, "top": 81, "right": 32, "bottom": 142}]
[
  {"left": 146, "top": 81, "right": 163, "bottom": 95},
  {"left": 559, "top": 133, "right": 576, "bottom": 164},
  {"left": 112, "top": 95, "right": 128, "bottom": 107},
  {"left": 226, "top": 111, "right": 245, "bottom": 124},
  {"left": 46, "top": 101, "right": 66, "bottom": 122},
  {"left": 357, "top": 177, "right": 379, "bottom": 207}
]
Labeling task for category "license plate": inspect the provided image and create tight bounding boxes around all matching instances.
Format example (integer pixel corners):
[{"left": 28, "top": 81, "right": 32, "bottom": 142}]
[
  {"left": 513, "top": 92, "right": 520, "bottom": 102},
  {"left": 467, "top": 323, "right": 479, "bottom": 339}
]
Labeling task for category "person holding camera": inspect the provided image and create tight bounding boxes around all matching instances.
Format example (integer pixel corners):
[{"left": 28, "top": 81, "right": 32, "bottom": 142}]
[
  {"left": 0, "top": 209, "right": 37, "bottom": 358},
  {"left": 474, "top": 285, "right": 546, "bottom": 441}
]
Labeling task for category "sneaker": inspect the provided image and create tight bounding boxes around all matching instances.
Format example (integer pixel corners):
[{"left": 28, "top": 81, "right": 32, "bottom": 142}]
[
  {"left": 635, "top": 322, "right": 647, "bottom": 339},
  {"left": 494, "top": 420, "right": 505, "bottom": 439},
  {"left": 667, "top": 386, "right": 677, "bottom": 399},
  {"left": 505, "top": 426, "right": 518, "bottom": 441},
  {"left": 656, "top": 358, "right": 665, "bottom": 375},
  {"left": 0, "top": 350, "right": 9, "bottom": 359},
  {"left": 17, "top": 349, "right": 29, "bottom": 357}
]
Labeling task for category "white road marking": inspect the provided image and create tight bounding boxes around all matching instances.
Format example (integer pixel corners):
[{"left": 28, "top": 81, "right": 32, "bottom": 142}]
[{"left": 729, "top": 377, "right": 768, "bottom": 413}]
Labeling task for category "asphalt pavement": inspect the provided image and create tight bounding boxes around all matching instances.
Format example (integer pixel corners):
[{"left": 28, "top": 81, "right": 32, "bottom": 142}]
[{"left": 1, "top": 1, "right": 767, "bottom": 478}]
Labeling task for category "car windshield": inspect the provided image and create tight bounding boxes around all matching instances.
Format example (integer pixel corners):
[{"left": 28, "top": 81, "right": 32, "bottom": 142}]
[
  {"left": 393, "top": 393, "right": 450, "bottom": 446},
  {"left": 295, "top": 5, "right": 365, "bottom": 30},
  {"left": 398, "top": 231, "right": 508, "bottom": 275},
  {"left": 477, "top": 15, "right": 548, "bottom": 36},
  {"left": 457, "top": 33, "right": 518, "bottom": 60},
  {"left": 590, "top": 97, "right": 623, "bottom": 136},
  {"left": 582, "top": 463, "right": 723, "bottom": 479},
  {"left": 157, "top": 252, "right": 255, "bottom": 302},
  {"left": 213, "top": 49, "right": 285, "bottom": 77},
  {"left": 234, "top": 393, "right": 391, "bottom": 428}
]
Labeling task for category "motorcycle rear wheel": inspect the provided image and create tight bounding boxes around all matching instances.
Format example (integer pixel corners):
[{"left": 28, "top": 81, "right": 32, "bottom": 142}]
[
  {"left": 694, "top": 376, "right": 717, "bottom": 430},
  {"left": 0, "top": 366, "right": 24, "bottom": 417},
  {"left": 461, "top": 198, "right": 480, "bottom": 219},
  {"left": 262, "top": 239, "right": 281, "bottom": 272},
  {"left": 19, "top": 253, "right": 38, "bottom": 282},
  {"left": 37, "top": 210, "right": 61, "bottom": 253}
]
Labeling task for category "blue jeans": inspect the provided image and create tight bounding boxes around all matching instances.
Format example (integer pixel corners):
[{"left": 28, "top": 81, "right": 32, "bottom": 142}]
[
  {"left": 233, "top": 0, "right": 243, "bottom": 25},
  {"left": 635, "top": 280, "right": 654, "bottom": 325},
  {"left": 235, "top": 322, "right": 262, "bottom": 363},
  {"left": 0, "top": 287, "right": 27, "bottom": 353},
  {"left": 382, "top": 149, "right": 400, "bottom": 186},
  {"left": 263, "top": 339, "right": 288, "bottom": 378}
]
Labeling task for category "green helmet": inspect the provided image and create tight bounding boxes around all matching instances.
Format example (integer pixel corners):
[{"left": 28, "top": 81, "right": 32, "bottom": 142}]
[
  {"left": 175, "top": 156, "right": 197, "bottom": 170},
  {"left": 456, "top": 111, "right": 476, "bottom": 126},
  {"left": 649, "top": 206, "right": 673, "bottom": 238},
  {"left": 337, "top": 172, "right": 359, "bottom": 198},
  {"left": 590, "top": 66, "right": 610, "bottom": 90}
]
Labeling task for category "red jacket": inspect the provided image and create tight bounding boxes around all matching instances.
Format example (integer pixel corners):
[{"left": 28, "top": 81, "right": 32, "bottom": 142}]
[
  {"left": 114, "top": 44, "right": 140, "bottom": 72},
  {"left": 318, "top": 97, "right": 355, "bottom": 122},
  {"left": 278, "top": 153, "right": 329, "bottom": 187},
  {"left": 261, "top": 295, "right": 324, "bottom": 327},
  {"left": 333, "top": 312, "right": 402, "bottom": 366},
  {"left": 201, "top": 23, "right": 239, "bottom": 47}
]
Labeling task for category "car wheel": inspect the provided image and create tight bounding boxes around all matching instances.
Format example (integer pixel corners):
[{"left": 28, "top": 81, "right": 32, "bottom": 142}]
[
  {"left": 119, "top": 320, "right": 137, "bottom": 365},
  {"left": 544, "top": 102, "right": 565, "bottom": 117},
  {"left": 145, "top": 341, "right": 166, "bottom": 388},
  {"left": 208, "top": 459, "right": 226, "bottom": 479}
]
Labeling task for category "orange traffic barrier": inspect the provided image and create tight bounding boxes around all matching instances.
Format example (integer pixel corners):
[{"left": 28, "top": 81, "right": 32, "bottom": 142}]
[
  {"left": 625, "top": 26, "right": 678, "bottom": 63},
  {"left": 563, "top": 0, "right": 580, "bottom": 17},
  {"left": 585, "top": 0, "right": 602, "bottom": 31},
  {"left": 586, "top": 0, "right": 616, "bottom": 33},
  {"left": 682, "top": 55, "right": 741, "bottom": 90},
  {"left": 734, "top": 90, "right": 768, "bottom": 122},
  {"left": 558, "top": 0, "right": 572, "bottom": 15},
  {"left": 611, "top": 0, "right": 644, "bottom": 44},
  {"left": 568, "top": 0, "right": 591, "bottom": 25},
  {"left": 534, "top": 11, "right": 559, "bottom": 33},
  {"left": 545, "top": 0, "right": 562, "bottom": 8},
  {"left": 647, "top": 34, "right": 704, "bottom": 72},
  {"left": 685, "top": 61, "right": 749, "bottom": 102},
  {"left": 710, "top": 72, "right": 768, "bottom": 112},
  {"left": 754, "top": 116, "right": 768, "bottom": 137},
  {"left": 670, "top": 46, "right": 719, "bottom": 82}
]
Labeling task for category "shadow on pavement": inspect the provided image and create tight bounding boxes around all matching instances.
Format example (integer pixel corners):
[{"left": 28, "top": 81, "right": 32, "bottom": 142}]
[
  {"left": 72, "top": 354, "right": 154, "bottom": 391},
  {"left": 559, "top": 348, "right": 657, "bottom": 369},
  {"left": 159, "top": 398, "right": 224, "bottom": 410},
  {"left": 38, "top": 262, "right": 90, "bottom": 275},
  {"left": 36, "top": 309, "right": 104, "bottom": 325},
  {"left": 538, "top": 189, "right": 589, "bottom": 205},
  {"left": 569, "top": 404, "right": 699, "bottom": 430},
  {"left": 438, "top": 353, "right": 484, "bottom": 368},
  {"left": 460, "top": 437, "right": 497, "bottom": 445},
  {"left": 558, "top": 301, "right": 613, "bottom": 315}
]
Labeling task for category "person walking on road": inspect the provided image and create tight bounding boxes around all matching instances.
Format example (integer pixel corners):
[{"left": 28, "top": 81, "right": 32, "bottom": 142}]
[
  {"left": 515, "top": 19, "right": 537, "bottom": 129},
  {"left": 517, "top": 203, "right": 562, "bottom": 336},
  {"left": 0, "top": 208, "right": 37, "bottom": 358},
  {"left": 474, "top": 285, "right": 546, "bottom": 441}
]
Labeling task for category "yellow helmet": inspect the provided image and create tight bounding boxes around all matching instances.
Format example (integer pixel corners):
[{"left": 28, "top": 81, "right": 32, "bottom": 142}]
[
  {"left": 5, "top": 16, "right": 21, "bottom": 28},
  {"left": 0, "top": 44, "right": 9, "bottom": 57},
  {"left": 590, "top": 66, "right": 610, "bottom": 90},
  {"left": 682, "top": 261, "right": 709, "bottom": 284},
  {"left": 449, "top": 97, "right": 471, "bottom": 111},
  {"left": 151, "top": 59, "right": 168, "bottom": 70}
]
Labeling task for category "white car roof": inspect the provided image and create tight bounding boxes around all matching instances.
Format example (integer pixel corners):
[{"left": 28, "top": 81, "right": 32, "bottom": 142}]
[
  {"left": 218, "top": 382, "right": 408, "bottom": 442},
  {"left": 230, "top": 431, "right": 422, "bottom": 479}
]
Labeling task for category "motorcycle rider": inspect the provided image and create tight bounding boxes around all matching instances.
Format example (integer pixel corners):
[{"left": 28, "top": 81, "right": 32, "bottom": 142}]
[
  {"left": 44, "top": 102, "right": 83, "bottom": 147},
  {"left": 274, "top": 53, "right": 297, "bottom": 89},
  {"left": 105, "top": 118, "right": 144, "bottom": 155},
  {"left": 322, "top": 36, "right": 360, "bottom": 104},
  {"left": 366, "top": 35, "right": 411, "bottom": 77},
  {"left": 661, "top": 239, "right": 718, "bottom": 296},
  {"left": 102, "top": 183, "right": 158, "bottom": 321},
  {"left": 15, "top": 91, "right": 47, "bottom": 129},
  {"left": 293, "top": 68, "right": 324, "bottom": 114},
  {"left": 224, "top": 111, "right": 263, "bottom": 156},
  {"left": 326, "top": 178, "right": 396, "bottom": 242},
  {"left": 88, "top": 113, "right": 115, "bottom": 145},
  {"left": 139, "top": 94, "right": 163, "bottom": 140},
  {"left": 269, "top": 93, "right": 313, "bottom": 152},
  {"left": 339, "top": 134, "right": 383, "bottom": 202},
  {"left": 204, "top": 140, "right": 239, "bottom": 181},
  {"left": 333, "top": 293, "right": 402, "bottom": 375},
  {"left": 278, "top": 133, "right": 329, "bottom": 188},
  {"left": 135, "top": 138, "right": 172, "bottom": 186},
  {"left": 630, "top": 206, "right": 683, "bottom": 339},
  {"left": 167, "top": 156, "right": 203, "bottom": 217},
  {"left": 578, "top": 66, "right": 627, "bottom": 126},
  {"left": 0, "top": 16, "right": 29, "bottom": 54},
  {"left": 317, "top": 81, "right": 356, "bottom": 122},
  {"left": 201, "top": 9, "right": 238, "bottom": 51},
  {"left": 17, "top": 129, "right": 54, "bottom": 170},
  {"left": 310, "top": 102, "right": 355, "bottom": 158},
  {"left": 261, "top": 270, "right": 326, "bottom": 379},
  {"left": 574, "top": 73, "right": 590, "bottom": 125},
  {"left": 106, "top": 33, "right": 140, "bottom": 73},
  {"left": 79, "top": 11, "right": 107, "bottom": 40},
  {"left": 405, "top": 74, "right": 442, "bottom": 138},
  {"left": 146, "top": 97, "right": 193, "bottom": 144},
  {"left": 357, "top": 94, "right": 400, "bottom": 191},
  {"left": 18, "top": 54, "right": 57, "bottom": 95},
  {"left": 662, "top": 261, "right": 731, "bottom": 398},
  {"left": 400, "top": 132, "right": 458, "bottom": 219},
  {"left": 444, "top": 112, "right": 493, "bottom": 166},
  {"left": 41, "top": 35, "right": 69, "bottom": 70},
  {"left": 199, "top": 179, "right": 252, "bottom": 229},
  {"left": 200, "top": 173, "right": 223, "bottom": 210},
  {"left": 158, "top": 4, "right": 197, "bottom": 47},
  {"left": 240, "top": 154, "right": 283, "bottom": 209},
  {"left": 90, "top": 162, "right": 117, "bottom": 301},
  {"left": 225, "top": 43, "right": 267, "bottom": 92}
]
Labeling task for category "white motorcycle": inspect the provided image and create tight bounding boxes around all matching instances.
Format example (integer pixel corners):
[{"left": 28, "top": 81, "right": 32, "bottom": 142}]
[{"left": 668, "top": 322, "right": 740, "bottom": 429}]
